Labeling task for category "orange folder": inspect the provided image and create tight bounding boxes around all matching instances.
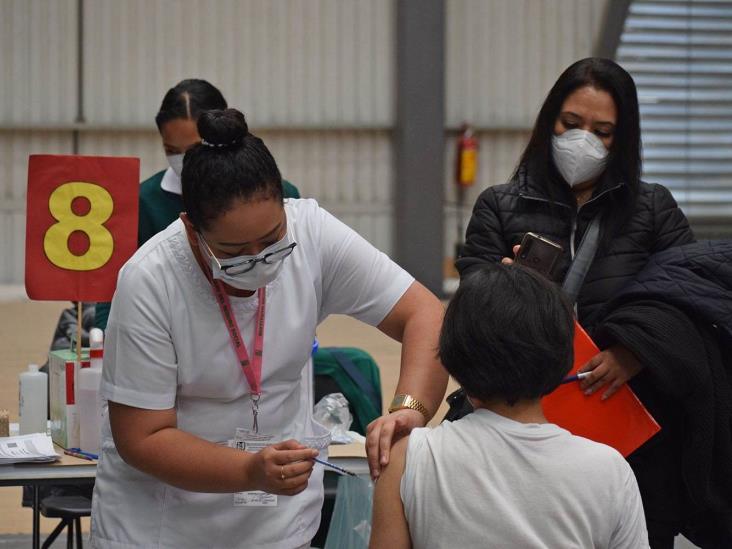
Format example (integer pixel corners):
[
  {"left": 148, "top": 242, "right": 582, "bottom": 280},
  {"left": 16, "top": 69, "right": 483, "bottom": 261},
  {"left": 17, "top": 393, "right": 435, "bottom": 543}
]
[{"left": 542, "top": 321, "right": 660, "bottom": 457}]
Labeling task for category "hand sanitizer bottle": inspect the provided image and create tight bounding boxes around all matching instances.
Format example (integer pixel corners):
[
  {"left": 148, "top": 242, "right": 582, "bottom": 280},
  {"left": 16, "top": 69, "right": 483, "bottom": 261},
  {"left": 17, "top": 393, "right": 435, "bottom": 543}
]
[
  {"left": 19, "top": 364, "right": 48, "bottom": 435},
  {"left": 78, "top": 328, "right": 104, "bottom": 454}
]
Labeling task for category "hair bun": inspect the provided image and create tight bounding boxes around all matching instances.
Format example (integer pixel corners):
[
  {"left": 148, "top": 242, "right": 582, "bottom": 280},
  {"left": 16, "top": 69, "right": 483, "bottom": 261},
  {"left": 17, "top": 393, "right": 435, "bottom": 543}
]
[{"left": 197, "top": 108, "right": 248, "bottom": 148}]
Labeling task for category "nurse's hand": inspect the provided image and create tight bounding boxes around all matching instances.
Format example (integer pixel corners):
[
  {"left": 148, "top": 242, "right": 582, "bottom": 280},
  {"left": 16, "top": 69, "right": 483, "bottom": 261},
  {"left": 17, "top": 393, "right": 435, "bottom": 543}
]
[
  {"left": 366, "top": 409, "right": 425, "bottom": 481},
  {"left": 250, "top": 440, "right": 318, "bottom": 496},
  {"left": 501, "top": 244, "right": 521, "bottom": 265}
]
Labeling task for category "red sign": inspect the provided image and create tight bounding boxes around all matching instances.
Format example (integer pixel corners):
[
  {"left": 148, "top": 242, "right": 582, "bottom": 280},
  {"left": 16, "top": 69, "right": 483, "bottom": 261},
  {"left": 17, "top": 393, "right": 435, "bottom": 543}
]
[
  {"left": 25, "top": 154, "right": 140, "bottom": 301},
  {"left": 542, "top": 322, "right": 660, "bottom": 457}
]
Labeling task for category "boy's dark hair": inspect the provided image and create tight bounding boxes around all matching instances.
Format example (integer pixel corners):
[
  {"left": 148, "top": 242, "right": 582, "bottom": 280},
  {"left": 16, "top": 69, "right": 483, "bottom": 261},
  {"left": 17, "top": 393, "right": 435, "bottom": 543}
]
[
  {"left": 439, "top": 263, "right": 574, "bottom": 405},
  {"left": 182, "top": 108, "right": 283, "bottom": 230},
  {"left": 155, "top": 79, "right": 227, "bottom": 130}
]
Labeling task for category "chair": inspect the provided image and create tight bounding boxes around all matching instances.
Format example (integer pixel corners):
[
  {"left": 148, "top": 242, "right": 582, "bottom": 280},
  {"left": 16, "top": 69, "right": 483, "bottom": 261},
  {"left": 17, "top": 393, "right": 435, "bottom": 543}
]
[{"left": 39, "top": 495, "right": 92, "bottom": 549}]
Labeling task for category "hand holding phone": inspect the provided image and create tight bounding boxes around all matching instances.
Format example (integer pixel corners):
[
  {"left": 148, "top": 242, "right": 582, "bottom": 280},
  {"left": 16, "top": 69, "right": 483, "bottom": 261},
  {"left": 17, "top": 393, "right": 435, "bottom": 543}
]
[{"left": 515, "top": 232, "right": 563, "bottom": 279}]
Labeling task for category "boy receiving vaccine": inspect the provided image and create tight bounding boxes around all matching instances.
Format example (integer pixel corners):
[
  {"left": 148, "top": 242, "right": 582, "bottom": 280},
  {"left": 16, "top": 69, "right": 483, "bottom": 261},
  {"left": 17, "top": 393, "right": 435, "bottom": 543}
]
[{"left": 370, "top": 263, "right": 649, "bottom": 549}]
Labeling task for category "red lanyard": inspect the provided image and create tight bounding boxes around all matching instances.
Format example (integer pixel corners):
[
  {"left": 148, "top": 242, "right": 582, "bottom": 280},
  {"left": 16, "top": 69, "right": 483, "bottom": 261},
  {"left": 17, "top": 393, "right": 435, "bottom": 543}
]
[
  {"left": 183, "top": 214, "right": 267, "bottom": 432},
  {"left": 208, "top": 277, "right": 266, "bottom": 432}
]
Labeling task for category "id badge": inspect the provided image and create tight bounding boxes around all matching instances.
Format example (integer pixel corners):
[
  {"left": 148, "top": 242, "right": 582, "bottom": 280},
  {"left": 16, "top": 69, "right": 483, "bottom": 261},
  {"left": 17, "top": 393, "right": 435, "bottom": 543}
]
[{"left": 230, "top": 429, "right": 277, "bottom": 507}]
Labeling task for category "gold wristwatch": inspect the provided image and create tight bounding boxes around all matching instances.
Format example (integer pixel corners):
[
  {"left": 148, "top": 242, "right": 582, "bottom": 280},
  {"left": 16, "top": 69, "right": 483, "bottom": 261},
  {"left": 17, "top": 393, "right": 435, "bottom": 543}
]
[{"left": 388, "top": 394, "right": 430, "bottom": 421}]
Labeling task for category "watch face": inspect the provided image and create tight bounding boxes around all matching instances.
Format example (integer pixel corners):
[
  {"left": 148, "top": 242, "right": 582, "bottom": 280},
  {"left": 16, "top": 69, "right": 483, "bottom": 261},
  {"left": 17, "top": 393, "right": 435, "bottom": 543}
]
[
  {"left": 388, "top": 395, "right": 405, "bottom": 413},
  {"left": 389, "top": 394, "right": 429, "bottom": 419}
]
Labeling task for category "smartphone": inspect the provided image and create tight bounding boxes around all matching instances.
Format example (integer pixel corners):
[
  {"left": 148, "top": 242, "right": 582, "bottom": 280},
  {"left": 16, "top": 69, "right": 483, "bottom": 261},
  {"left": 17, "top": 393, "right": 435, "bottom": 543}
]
[{"left": 515, "top": 232, "right": 563, "bottom": 279}]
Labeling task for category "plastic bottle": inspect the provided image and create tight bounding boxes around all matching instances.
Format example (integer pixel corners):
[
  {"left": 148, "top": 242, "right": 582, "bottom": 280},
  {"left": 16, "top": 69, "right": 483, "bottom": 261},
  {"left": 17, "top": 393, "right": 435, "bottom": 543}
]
[
  {"left": 78, "top": 328, "right": 104, "bottom": 454},
  {"left": 19, "top": 364, "right": 48, "bottom": 435},
  {"left": 89, "top": 328, "right": 104, "bottom": 370}
]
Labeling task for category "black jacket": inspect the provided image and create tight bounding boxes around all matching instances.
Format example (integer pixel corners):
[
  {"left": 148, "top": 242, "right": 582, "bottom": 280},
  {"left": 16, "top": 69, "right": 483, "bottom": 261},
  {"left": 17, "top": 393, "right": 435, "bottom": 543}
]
[
  {"left": 456, "top": 169, "right": 694, "bottom": 332},
  {"left": 600, "top": 239, "right": 732, "bottom": 337},
  {"left": 595, "top": 241, "right": 732, "bottom": 543}
]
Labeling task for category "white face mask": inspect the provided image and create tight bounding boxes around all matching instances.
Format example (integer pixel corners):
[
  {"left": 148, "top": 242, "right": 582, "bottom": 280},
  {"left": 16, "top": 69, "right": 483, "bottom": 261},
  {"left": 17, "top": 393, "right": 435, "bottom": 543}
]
[
  {"left": 167, "top": 153, "right": 184, "bottom": 178},
  {"left": 551, "top": 129, "right": 609, "bottom": 187},
  {"left": 201, "top": 231, "right": 296, "bottom": 291}
]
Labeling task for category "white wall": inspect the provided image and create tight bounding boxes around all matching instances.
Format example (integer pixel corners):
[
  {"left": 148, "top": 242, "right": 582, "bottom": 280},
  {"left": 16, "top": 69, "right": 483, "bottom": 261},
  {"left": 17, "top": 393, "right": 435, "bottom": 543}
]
[
  {"left": 0, "top": 132, "right": 73, "bottom": 283},
  {"left": 0, "top": 0, "right": 609, "bottom": 284},
  {"left": 81, "top": 0, "right": 394, "bottom": 128},
  {"left": 0, "top": 0, "right": 78, "bottom": 126},
  {"left": 446, "top": 0, "right": 608, "bottom": 128},
  {"left": 0, "top": 0, "right": 394, "bottom": 284}
]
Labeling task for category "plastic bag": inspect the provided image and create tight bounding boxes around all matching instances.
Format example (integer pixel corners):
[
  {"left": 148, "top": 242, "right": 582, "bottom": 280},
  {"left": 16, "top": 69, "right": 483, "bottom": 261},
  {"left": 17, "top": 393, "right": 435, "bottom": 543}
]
[
  {"left": 314, "top": 392, "right": 353, "bottom": 444},
  {"left": 324, "top": 475, "right": 374, "bottom": 549}
]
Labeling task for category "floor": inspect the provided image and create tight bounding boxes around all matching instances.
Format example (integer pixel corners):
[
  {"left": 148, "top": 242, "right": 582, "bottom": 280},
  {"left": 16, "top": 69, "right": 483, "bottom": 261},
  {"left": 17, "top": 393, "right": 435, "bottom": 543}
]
[{"left": 0, "top": 292, "right": 699, "bottom": 548}]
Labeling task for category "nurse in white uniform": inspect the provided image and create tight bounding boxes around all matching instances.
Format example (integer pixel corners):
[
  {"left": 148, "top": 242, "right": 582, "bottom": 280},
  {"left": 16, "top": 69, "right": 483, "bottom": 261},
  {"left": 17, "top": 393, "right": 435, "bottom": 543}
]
[{"left": 91, "top": 108, "right": 447, "bottom": 549}]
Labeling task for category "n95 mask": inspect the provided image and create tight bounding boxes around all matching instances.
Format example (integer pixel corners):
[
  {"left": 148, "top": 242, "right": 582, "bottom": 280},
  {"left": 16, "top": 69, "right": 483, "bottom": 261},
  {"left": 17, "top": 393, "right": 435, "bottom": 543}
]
[{"left": 551, "top": 129, "right": 608, "bottom": 187}]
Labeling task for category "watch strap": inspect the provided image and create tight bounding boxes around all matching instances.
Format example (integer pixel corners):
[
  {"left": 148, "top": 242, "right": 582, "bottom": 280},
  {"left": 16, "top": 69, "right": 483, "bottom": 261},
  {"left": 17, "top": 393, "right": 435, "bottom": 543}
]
[{"left": 388, "top": 394, "right": 430, "bottom": 421}]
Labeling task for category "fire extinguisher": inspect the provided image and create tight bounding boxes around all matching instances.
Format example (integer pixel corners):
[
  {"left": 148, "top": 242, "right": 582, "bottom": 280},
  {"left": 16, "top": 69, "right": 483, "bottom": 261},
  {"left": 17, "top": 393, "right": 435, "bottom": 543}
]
[
  {"left": 455, "top": 123, "right": 478, "bottom": 188},
  {"left": 455, "top": 123, "right": 478, "bottom": 261}
]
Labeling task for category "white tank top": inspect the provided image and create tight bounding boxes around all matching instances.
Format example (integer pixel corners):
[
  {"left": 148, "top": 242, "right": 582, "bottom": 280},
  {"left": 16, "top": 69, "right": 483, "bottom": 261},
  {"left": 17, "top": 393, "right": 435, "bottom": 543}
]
[{"left": 399, "top": 409, "right": 648, "bottom": 548}]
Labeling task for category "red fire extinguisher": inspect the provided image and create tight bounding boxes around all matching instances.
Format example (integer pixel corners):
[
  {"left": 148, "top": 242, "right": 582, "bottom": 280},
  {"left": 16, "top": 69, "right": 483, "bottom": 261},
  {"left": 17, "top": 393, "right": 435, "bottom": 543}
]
[
  {"left": 455, "top": 123, "right": 478, "bottom": 262},
  {"left": 455, "top": 123, "right": 478, "bottom": 188}
]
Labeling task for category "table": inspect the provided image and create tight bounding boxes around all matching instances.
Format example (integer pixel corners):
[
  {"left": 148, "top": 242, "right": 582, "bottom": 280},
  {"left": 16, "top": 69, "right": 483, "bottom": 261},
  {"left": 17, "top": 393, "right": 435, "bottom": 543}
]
[
  {"left": 0, "top": 450, "right": 94, "bottom": 549},
  {"left": 0, "top": 443, "right": 368, "bottom": 549},
  {"left": 326, "top": 442, "right": 370, "bottom": 475}
]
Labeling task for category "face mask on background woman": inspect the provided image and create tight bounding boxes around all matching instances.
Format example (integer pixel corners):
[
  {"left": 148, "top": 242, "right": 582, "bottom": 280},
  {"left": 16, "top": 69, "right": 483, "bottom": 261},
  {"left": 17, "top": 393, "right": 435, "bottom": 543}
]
[
  {"left": 167, "top": 153, "right": 184, "bottom": 178},
  {"left": 551, "top": 129, "right": 608, "bottom": 187}
]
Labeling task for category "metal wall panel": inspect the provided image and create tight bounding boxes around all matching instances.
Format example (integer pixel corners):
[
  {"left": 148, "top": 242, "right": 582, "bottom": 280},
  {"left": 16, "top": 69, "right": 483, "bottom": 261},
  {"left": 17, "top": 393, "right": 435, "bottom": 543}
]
[
  {"left": 443, "top": 131, "right": 530, "bottom": 256},
  {"left": 0, "top": 132, "right": 74, "bottom": 284},
  {"left": 78, "top": 131, "right": 166, "bottom": 183},
  {"left": 0, "top": 0, "right": 78, "bottom": 125},
  {"left": 261, "top": 131, "right": 394, "bottom": 255},
  {"left": 83, "top": 0, "right": 394, "bottom": 128},
  {"left": 1, "top": 1, "right": 616, "bottom": 283},
  {"left": 76, "top": 130, "right": 395, "bottom": 255},
  {"left": 446, "top": 0, "right": 609, "bottom": 128}
]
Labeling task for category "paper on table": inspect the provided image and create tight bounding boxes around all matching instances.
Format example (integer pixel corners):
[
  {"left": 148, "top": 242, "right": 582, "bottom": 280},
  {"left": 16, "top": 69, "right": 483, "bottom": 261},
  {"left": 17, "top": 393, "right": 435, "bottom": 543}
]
[{"left": 0, "top": 433, "right": 60, "bottom": 464}]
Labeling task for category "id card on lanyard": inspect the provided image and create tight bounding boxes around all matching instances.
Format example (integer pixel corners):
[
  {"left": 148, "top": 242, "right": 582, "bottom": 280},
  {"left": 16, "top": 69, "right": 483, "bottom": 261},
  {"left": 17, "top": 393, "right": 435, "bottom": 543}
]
[
  {"left": 230, "top": 429, "right": 277, "bottom": 507},
  {"left": 209, "top": 277, "right": 266, "bottom": 433}
]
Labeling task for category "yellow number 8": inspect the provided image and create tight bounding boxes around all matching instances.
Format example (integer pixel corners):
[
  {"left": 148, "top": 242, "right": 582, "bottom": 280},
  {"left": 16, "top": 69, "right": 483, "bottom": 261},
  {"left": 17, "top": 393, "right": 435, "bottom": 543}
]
[{"left": 43, "top": 182, "right": 114, "bottom": 271}]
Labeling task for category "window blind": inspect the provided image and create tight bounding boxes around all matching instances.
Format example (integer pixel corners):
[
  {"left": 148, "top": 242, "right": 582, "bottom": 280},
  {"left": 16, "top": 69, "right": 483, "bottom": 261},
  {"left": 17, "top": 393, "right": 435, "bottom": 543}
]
[{"left": 616, "top": 0, "right": 732, "bottom": 233}]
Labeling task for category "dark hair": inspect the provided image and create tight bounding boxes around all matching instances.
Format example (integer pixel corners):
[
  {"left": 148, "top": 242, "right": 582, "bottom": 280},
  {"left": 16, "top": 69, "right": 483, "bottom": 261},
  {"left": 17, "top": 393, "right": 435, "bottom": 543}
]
[
  {"left": 516, "top": 58, "right": 641, "bottom": 244},
  {"left": 154, "top": 79, "right": 228, "bottom": 130},
  {"left": 439, "top": 263, "right": 575, "bottom": 405},
  {"left": 518, "top": 57, "right": 641, "bottom": 190},
  {"left": 181, "top": 108, "right": 283, "bottom": 230}
]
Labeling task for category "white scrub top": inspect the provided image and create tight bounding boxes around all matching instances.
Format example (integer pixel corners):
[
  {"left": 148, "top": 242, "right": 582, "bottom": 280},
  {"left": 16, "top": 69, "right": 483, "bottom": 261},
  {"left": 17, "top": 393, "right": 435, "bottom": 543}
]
[{"left": 91, "top": 199, "right": 414, "bottom": 549}]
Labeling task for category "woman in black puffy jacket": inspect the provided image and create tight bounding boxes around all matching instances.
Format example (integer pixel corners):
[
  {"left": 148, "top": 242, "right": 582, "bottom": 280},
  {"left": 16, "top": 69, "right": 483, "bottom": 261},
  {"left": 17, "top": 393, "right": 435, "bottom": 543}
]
[{"left": 457, "top": 58, "right": 696, "bottom": 548}]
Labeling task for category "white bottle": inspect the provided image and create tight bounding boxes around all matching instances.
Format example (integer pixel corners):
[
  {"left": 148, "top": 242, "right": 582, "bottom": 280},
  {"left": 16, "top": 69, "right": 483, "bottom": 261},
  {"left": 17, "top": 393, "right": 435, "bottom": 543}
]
[
  {"left": 78, "top": 328, "right": 104, "bottom": 455},
  {"left": 89, "top": 328, "right": 104, "bottom": 370},
  {"left": 19, "top": 364, "right": 48, "bottom": 435}
]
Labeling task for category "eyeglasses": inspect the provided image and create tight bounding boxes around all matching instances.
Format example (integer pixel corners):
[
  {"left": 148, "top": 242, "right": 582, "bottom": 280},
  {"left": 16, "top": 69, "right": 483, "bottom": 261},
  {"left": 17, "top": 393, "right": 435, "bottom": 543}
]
[{"left": 201, "top": 239, "right": 297, "bottom": 275}]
